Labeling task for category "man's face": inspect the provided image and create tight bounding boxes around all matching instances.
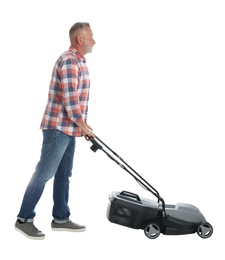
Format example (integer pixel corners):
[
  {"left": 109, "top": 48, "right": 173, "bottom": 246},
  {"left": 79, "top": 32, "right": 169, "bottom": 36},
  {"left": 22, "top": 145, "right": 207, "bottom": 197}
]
[{"left": 81, "top": 27, "right": 96, "bottom": 53}]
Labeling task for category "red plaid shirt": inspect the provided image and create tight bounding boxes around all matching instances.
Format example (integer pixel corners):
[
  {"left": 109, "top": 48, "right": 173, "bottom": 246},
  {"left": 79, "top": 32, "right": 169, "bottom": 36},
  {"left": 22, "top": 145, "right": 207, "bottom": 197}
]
[{"left": 41, "top": 47, "right": 90, "bottom": 136}]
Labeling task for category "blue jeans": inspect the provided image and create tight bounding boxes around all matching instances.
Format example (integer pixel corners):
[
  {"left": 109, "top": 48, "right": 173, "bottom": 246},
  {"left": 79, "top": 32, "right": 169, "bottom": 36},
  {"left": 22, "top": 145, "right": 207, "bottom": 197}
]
[{"left": 17, "top": 129, "right": 76, "bottom": 222}]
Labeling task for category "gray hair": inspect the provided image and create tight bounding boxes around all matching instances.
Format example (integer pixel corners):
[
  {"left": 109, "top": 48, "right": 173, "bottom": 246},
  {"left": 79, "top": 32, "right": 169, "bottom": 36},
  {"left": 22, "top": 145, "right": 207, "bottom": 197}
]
[{"left": 69, "top": 22, "right": 90, "bottom": 41}]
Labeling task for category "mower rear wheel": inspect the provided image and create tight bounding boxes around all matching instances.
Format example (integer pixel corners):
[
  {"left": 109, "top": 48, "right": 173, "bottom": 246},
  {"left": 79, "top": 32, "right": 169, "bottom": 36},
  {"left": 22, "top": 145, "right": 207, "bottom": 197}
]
[{"left": 144, "top": 223, "right": 161, "bottom": 239}]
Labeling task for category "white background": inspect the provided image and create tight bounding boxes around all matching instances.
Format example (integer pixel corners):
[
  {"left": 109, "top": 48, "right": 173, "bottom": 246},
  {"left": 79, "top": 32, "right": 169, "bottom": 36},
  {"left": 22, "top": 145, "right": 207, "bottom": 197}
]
[{"left": 1, "top": 0, "right": 224, "bottom": 259}]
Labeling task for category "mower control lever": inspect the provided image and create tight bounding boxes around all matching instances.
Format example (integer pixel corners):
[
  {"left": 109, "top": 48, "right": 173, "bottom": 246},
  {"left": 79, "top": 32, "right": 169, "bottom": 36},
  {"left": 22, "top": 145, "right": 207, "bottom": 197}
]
[{"left": 87, "top": 136, "right": 103, "bottom": 152}]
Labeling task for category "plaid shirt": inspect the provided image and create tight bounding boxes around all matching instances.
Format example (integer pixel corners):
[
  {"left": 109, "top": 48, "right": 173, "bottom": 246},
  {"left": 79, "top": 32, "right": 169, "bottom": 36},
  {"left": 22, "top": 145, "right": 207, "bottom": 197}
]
[{"left": 41, "top": 47, "right": 90, "bottom": 136}]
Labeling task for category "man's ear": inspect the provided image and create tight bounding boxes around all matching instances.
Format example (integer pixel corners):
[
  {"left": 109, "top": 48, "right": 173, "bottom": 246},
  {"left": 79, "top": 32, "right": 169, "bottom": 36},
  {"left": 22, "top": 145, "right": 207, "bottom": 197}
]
[{"left": 76, "top": 35, "right": 82, "bottom": 45}]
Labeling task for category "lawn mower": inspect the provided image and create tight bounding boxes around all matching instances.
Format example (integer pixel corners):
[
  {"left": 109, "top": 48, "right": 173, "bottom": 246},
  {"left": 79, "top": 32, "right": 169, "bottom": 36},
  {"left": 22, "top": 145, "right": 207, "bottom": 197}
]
[{"left": 88, "top": 135, "right": 213, "bottom": 239}]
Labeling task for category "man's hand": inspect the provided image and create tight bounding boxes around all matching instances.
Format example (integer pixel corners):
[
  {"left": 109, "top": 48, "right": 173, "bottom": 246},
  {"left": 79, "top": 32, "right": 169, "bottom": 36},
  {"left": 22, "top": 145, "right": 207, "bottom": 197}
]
[{"left": 74, "top": 120, "right": 95, "bottom": 139}]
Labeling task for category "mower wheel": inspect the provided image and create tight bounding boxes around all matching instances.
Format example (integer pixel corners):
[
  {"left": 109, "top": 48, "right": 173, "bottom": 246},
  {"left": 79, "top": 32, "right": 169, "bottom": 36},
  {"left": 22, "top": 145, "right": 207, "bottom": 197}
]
[
  {"left": 144, "top": 223, "right": 161, "bottom": 239},
  {"left": 197, "top": 222, "right": 213, "bottom": 238}
]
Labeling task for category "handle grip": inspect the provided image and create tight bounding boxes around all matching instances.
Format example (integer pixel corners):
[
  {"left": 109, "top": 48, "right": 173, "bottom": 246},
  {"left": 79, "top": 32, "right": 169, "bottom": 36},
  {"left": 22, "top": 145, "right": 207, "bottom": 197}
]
[{"left": 120, "top": 190, "right": 141, "bottom": 202}]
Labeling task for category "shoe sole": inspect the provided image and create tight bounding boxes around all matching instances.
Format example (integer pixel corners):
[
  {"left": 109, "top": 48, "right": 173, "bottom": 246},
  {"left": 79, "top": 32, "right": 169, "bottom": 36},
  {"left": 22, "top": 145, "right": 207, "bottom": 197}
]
[
  {"left": 15, "top": 226, "right": 45, "bottom": 240},
  {"left": 51, "top": 227, "right": 86, "bottom": 232}
]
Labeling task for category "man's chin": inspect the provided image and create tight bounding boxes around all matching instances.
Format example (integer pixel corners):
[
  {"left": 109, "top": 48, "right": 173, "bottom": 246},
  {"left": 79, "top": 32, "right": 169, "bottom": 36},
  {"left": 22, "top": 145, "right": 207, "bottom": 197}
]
[{"left": 87, "top": 48, "right": 93, "bottom": 53}]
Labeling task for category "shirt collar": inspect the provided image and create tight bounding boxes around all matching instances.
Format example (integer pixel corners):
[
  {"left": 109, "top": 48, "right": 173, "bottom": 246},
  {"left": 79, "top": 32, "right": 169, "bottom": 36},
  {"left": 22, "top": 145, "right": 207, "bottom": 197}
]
[{"left": 69, "top": 46, "right": 86, "bottom": 63}]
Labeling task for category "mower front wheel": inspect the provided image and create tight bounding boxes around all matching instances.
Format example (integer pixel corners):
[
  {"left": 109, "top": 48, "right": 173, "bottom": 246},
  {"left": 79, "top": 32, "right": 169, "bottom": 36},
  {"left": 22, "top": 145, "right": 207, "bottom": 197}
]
[{"left": 197, "top": 222, "right": 213, "bottom": 239}]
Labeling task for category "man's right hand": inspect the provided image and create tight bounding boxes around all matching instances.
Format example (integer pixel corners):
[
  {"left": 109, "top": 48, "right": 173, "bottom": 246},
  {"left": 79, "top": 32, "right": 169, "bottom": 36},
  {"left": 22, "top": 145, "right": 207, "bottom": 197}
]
[{"left": 74, "top": 120, "right": 95, "bottom": 139}]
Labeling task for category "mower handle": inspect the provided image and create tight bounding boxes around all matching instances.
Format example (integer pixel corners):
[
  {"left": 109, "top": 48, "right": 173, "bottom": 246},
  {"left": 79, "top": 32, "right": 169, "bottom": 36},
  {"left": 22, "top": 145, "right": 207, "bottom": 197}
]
[{"left": 87, "top": 135, "right": 166, "bottom": 215}]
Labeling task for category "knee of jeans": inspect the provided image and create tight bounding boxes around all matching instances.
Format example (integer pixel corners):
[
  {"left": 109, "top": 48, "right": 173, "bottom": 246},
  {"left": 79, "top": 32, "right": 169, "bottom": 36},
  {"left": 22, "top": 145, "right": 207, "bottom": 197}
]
[{"left": 55, "top": 170, "right": 72, "bottom": 179}]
